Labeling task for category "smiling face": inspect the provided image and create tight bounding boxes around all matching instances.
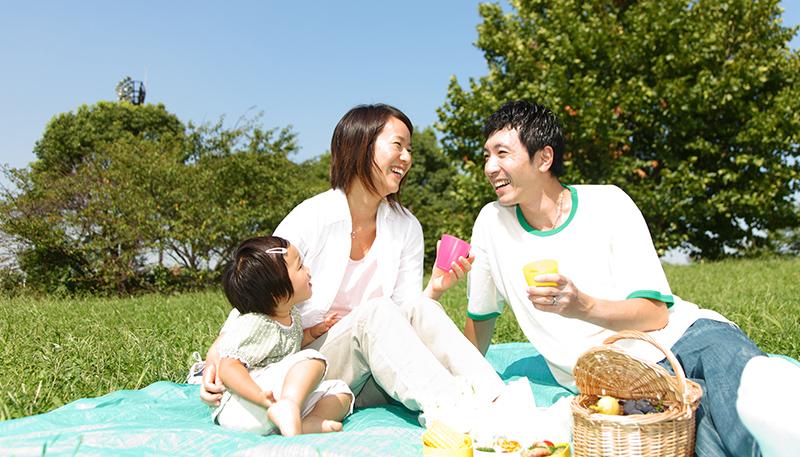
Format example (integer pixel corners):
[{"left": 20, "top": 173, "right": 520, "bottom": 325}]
[
  {"left": 483, "top": 127, "right": 542, "bottom": 207},
  {"left": 283, "top": 244, "right": 312, "bottom": 307},
  {"left": 371, "top": 116, "right": 412, "bottom": 197}
]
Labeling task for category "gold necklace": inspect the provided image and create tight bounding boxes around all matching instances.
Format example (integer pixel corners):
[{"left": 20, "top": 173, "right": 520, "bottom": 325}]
[{"left": 552, "top": 189, "right": 565, "bottom": 230}]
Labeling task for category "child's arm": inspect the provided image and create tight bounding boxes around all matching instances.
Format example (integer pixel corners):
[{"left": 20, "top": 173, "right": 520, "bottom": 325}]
[
  {"left": 301, "top": 312, "right": 341, "bottom": 347},
  {"left": 217, "top": 357, "right": 275, "bottom": 408},
  {"left": 200, "top": 333, "right": 225, "bottom": 406}
]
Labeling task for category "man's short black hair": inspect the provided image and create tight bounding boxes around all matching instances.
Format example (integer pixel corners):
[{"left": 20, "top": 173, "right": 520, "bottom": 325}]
[{"left": 483, "top": 100, "right": 566, "bottom": 176}]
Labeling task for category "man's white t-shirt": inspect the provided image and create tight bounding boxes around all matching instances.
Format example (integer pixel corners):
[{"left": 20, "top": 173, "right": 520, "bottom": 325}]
[{"left": 467, "top": 184, "right": 727, "bottom": 389}]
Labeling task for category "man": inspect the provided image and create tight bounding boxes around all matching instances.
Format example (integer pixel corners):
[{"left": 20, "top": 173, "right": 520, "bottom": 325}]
[{"left": 463, "top": 100, "right": 763, "bottom": 456}]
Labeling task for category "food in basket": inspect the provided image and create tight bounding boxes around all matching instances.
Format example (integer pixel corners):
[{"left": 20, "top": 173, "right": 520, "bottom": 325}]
[
  {"left": 572, "top": 331, "right": 703, "bottom": 457},
  {"left": 589, "top": 395, "right": 621, "bottom": 415},
  {"left": 422, "top": 419, "right": 472, "bottom": 449},
  {"left": 521, "top": 441, "right": 571, "bottom": 457},
  {"left": 588, "top": 396, "right": 666, "bottom": 416},
  {"left": 621, "top": 398, "right": 664, "bottom": 415}
]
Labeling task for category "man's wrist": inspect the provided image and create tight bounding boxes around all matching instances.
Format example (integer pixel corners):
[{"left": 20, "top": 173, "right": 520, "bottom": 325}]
[{"left": 577, "top": 292, "right": 596, "bottom": 318}]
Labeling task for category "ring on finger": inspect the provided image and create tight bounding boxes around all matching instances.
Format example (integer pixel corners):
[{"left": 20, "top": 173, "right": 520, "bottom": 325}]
[{"left": 551, "top": 295, "right": 559, "bottom": 305}]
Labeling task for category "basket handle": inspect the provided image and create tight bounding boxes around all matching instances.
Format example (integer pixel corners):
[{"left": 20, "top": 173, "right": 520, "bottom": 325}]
[{"left": 602, "top": 330, "right": 689, "bottom": 405}]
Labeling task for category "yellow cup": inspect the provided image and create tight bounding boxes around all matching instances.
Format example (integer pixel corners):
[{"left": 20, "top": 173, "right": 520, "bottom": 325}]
[{"left": 522, "top": 259, "right": 558, "bottom": 287}]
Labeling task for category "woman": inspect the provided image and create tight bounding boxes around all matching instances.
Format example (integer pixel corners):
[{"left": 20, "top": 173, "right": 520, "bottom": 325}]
[{"left": 201, "top": 104, "right": 505, "bottom": 413}]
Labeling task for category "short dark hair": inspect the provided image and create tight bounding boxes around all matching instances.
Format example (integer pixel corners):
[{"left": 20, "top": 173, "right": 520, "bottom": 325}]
[
  {"left": 484, "top": 100, "right": 566, "bottom": 176},
  {"left": 329, "top": 103, "right": 413, "bottom": 208},
  {"left": 222, "top": 236, "right": 292, "bottom": 316}
]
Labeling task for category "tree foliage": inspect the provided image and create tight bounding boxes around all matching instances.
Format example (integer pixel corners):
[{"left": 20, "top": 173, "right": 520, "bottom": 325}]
[
  {"left": 0, "top": 103, "right": 326, "bottom": 294},
  {"left": 439, "top": 0, "right": 800, "bottom": 259},
  {"left": 32, "top": 101, "right": 183, "bottom": 176},
  {"left": 403, "top": 128, "right": 475, "bottom": 267}
]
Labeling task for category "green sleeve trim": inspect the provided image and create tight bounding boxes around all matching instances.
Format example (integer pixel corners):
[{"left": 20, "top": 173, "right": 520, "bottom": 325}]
[
  {"left": 467, "top": 311, "right": 501, "bottom": 321},
  {"left": 627, "top": 290, "right": 675, "bottom": 308}
]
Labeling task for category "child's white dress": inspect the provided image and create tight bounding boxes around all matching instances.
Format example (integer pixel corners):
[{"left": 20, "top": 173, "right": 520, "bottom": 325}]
[{"left": 212, "top": 308, "right": 353, "bottom": 434}]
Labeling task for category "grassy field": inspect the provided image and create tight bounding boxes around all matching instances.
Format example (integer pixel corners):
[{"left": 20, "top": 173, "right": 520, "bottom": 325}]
[{"left": 1, "top": 257, "right": 798, "bottom": 421}]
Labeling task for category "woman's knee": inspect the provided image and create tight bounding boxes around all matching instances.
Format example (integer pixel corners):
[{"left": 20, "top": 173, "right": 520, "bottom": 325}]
[
  {"left": 396, "top": 295, "right": 446, "bottom": 321},
  {"left": 413, "top": 296, "right": 445, "bottom": 312}
]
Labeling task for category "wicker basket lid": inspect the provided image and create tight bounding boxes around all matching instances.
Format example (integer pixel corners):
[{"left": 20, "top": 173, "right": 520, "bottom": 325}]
[{"left": 573, "top": 330, "right": 700, "bottom": 405}]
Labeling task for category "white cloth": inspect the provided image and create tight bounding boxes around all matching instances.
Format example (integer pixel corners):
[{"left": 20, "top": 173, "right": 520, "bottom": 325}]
[
  {"left": 213, "top": 349, "right": 354, "bottom": 435},
  {"left": 471, "top": 388, "right": 573, "bottom": 449},
  {"left": 467, "top": 184, "right": 727, "bottom": 388},
  {"left": 222, "top": 188, "right": 424, "bottom": 331},
  {"left": 737, "top": 356, "right": 800, "bottom": 457}
]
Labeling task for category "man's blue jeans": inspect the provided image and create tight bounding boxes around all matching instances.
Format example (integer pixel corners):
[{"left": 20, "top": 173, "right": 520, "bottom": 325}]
[{"left": 658, "top": 319, "right": 764, "bottom": 457}]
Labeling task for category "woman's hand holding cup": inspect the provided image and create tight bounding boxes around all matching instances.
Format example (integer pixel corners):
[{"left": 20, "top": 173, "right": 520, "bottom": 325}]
[{"left": 426, "top": 235, "right": 474, "bottom": 300}]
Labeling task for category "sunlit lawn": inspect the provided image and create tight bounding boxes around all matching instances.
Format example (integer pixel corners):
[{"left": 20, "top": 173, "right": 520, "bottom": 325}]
[{"left": 1, "top": 257, "right": 798, "bottom": 420}]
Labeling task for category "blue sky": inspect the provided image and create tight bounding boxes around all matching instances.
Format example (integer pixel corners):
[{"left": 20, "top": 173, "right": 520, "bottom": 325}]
[{"left": 1, "top": 1, "right": 798, "bottom": 179}]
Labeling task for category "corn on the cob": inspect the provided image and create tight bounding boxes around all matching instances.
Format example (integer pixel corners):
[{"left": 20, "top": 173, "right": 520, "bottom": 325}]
[{"left": 422, "top": 420, "right": 471, "bottom": 448}]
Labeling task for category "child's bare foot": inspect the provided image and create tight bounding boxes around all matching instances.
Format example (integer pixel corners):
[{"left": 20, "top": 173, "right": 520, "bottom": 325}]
[
  {"left": 302, "top": 415, "right": 343, "bottom": 434},
  {"left": 320, "top": 419, "right": 342, "bottom": 432},
  {"left": 268, "top": 399, "right": 301, "bottom": 437}
]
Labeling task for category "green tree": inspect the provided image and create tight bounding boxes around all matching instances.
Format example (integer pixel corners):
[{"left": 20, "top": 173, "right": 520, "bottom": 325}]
[
  {"left": 297, "top": 152, "right": 332, "bottom": 197},
  {"left": 31, "top": 101, "right": 184, "bottom": 176},
  {"left": 162, "top": 118, "right": 318, "bottom": 277},
  {"left": 439, "top": 0, "right": 800, "bottom": 259},
  {"left": 1, "top": 102, "right": 186, "bottom": 293},
  {"left": 0, "top": 103, "right": 319, "bottom": 294},
  {"left": 403, "top": 128, "right": 474, "bottom": 268}
]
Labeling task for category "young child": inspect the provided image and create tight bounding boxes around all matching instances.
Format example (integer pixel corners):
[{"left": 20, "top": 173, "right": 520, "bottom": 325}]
[{"left": 211, "top": 235, "right": 353, "bottom": 436}]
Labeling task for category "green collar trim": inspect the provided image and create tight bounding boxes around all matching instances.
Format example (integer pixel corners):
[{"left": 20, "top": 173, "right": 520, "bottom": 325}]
[{"left": 516, "top": 185, "right": 578, "bottom": 237}]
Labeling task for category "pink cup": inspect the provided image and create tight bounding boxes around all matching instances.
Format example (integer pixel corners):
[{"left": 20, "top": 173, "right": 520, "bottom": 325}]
[{"left": 435, "top": 234, "right": 471, "bottom": 271}]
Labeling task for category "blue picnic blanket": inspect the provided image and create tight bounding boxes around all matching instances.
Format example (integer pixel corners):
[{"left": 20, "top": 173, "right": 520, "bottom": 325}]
[
  {"left": 2, "top": 344, "right": 796, "bottom": 456},
  {"left": 0, "top": 343, "right": 571, "bottom": 457}
]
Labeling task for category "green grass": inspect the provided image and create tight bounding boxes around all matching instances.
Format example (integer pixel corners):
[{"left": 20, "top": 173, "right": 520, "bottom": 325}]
[
  {"left": 1, "top": 257, "right": 798, "bottom": 421},
  {"left": 0, "top": 291, "right": 230, "bottom": 421},
  {"left": 440, "top": 257, "right": 800, "bottom": 360}
]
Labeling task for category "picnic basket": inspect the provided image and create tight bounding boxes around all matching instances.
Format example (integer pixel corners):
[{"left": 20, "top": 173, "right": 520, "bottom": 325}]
[{"left": 571, "top": 330, "right": 703, "bottom": 457}]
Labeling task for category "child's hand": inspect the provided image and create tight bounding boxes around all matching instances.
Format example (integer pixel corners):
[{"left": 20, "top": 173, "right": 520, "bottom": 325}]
[
  {"left": 309, "top": 312, "right": 341, "bottom": 338},
  {"left": 322, "top": 311, "right": 341, "bottom": 329},
  {"left": 200, "top": 363, "right": 225, "bottom": 406},
  {"left": 262, "top": 389, "right": 276, "bottom": 408}
]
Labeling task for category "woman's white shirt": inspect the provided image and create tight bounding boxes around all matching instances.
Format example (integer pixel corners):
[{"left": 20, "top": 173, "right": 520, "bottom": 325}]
[
  {"left": 329, "top": 249, "right": 382, "bottom": 318},
  {"left": 222, "top": 188, "right": 424, "bottom": 331}
]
